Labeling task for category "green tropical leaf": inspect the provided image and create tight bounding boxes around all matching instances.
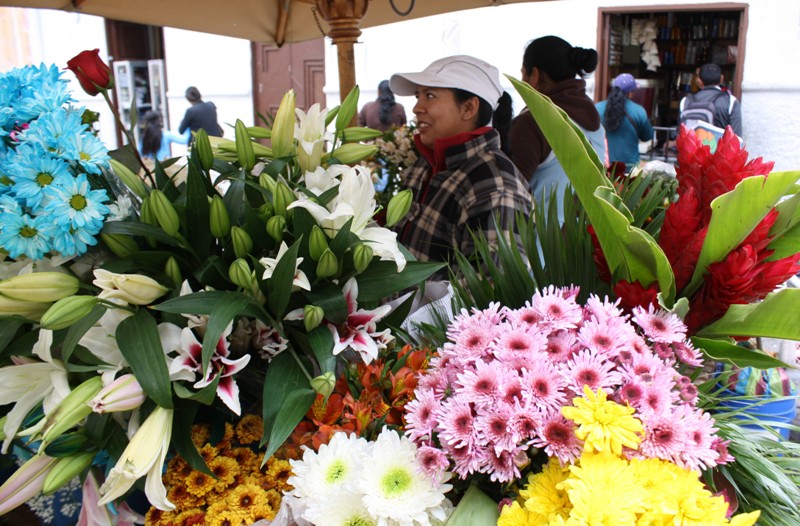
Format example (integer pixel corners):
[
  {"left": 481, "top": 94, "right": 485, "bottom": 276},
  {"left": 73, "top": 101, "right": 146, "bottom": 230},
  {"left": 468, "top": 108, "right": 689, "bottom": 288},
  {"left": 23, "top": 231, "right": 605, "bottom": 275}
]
[
  {"left": 356, "top": 261, "right": 445, "bottom": 303},
  {"left": 267, "top": 239, "right": 301, "bottom": 318},
  {"left": 692, "top": 337, "right": 790, "bottom": 369},
  {"left": 116, "top": 309, "right": 173, "bottom": 409},
  {"left": 171, "top": 400, "right": 212, "bottom": 475},
  {"left": 686, "top": 171, "right": 800, "bottom": 297},
  {"left": 261, "top": 350, "right": 315, "bottom": 459},
  {"left": 696, "top": 289, "right": 800, "bottom": 340},
  {"left": 767, "top": 184, "right": 800, "bottom": 260},
  {"left": 508, "top": 76, "right": 675, "bottom": 304}
]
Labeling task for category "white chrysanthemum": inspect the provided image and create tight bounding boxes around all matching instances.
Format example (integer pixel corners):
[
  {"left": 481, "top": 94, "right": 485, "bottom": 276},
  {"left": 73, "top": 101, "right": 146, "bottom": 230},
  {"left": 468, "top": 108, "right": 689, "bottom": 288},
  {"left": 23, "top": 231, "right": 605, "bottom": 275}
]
[
  {"left": 359, "top": 428, "right": 452, "bottom": 526},
  {"left": 288, "top": 432, "right": 369, "bottom": 502},
  {"left": 306, "top": 490, "right": 375, "bottom": 526}
]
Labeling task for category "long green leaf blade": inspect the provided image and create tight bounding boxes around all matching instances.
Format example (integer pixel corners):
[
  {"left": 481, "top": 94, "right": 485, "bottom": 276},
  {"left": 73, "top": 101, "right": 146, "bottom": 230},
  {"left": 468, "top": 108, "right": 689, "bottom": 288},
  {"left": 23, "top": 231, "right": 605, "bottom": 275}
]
[
  {"left": 696, "top": 288, "right": 800, "bottom": 340},
  {"left": 116, "top": 309, "right": 173, "bottom": 408}
]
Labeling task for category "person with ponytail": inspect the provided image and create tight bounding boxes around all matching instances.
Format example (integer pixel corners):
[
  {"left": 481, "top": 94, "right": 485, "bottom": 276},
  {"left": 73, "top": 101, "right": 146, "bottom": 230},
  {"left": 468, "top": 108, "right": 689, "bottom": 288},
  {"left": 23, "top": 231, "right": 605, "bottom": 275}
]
[
  {"left": 388, "top": 55, "right": 531, "bottom": 270},
  {"left": 358, "top": 80, "right": 407, "bottom": 131},
  {"left": 596, "top": 73, "right": 653, "bottom": 172},
  {"left": 139, "top": 111, "right": 190, "bottom": 162},
  {"left": 509, "top": 35, "right": 607, "bottom": 223}
]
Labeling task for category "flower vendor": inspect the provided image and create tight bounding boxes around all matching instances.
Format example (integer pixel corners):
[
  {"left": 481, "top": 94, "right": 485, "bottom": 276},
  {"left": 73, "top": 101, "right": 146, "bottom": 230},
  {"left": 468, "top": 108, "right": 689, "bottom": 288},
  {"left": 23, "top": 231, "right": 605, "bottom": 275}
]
[{"left": 388, "top": 55, "right": 532, "bottom": 274}]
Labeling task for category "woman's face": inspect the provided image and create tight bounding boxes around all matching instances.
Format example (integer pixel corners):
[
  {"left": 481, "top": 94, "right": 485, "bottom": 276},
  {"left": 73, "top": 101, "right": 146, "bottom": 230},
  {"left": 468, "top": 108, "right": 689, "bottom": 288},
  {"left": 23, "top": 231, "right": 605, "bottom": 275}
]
[{"left": 412, "top": 87, "right": 477, "bottom": 148}]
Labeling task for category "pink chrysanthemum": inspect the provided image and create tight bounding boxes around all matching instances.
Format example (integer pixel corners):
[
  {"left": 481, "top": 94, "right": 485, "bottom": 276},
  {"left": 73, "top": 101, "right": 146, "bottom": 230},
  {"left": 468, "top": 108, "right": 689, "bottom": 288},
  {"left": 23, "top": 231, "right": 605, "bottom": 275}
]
[
  {"left": 532, "top": 415, "right": 582, "bottom": 465},
  {"left": 676, "top": 404, "right": 722, "bottom": 471},
  {"left": 531, "top": 289, "right": 583, "bottom": 330},
  {"left": 521, "top": 361, "right": 567, "bottom": 412},
  {"left": 417, "top": 359, "right": 453, "bottom": 397},
  {"left": 636, "top": 412, "right": 686, "bottom": 464},
  {"left": 456, "top": 359, "right": 501, "bottom": 406},
  {"left": 404, "top": 388, "right": 441, "bottom": 442},
  {"left": 562, "top": 349, "right": 622, "bottom": 396},
  {"left": 447, "top": 324, "right": 495, "bottom": 360},
  {"left": 636, "top": 382, "right": 675, "bottom": 417},
  {"left": 617, "top": 379, "right": 646, "bottom": 407},
  {"left": 475, "top": 403, "right": 516, "bottom": 453},
  {"left": 672, "top": 341, "right": 703, "bottom": 367},
  {"left": 577, "top": 316, "right": 634, "bottom": 358},
  {"left": 492, "top": 327, "right": 547, "bottom": 364},
  {"left": 436, "top": 396, "right": 476, "bottom": 449},
  {"left": 497, "top": 374, "right": 525, "bottom": 407},
  {"left": 583, "top": 294, "right": 624, "bottom": 322},
  {"left": 416, "top": 445, "right": 451, "bottom": 482},
  {"left": 543, "top": 330, "right": 578, "bottom": 363},
  {"left": 444, "top": 442, "right": 482, "bottom": 479},
  {"left": 632, "top": 305, "right": 687, "bottom": 343},
  {"left": 482, "top": 447, "right": 522, "bottom": 483},
  {"left": 504, "top": 305, "right": 542, "bottom": 329},
  {"left": 447, "top": 302, "right": 505, "bottom": 340},
  {"left": 508, "top": 404, "right": 543, "bottom": 443}
]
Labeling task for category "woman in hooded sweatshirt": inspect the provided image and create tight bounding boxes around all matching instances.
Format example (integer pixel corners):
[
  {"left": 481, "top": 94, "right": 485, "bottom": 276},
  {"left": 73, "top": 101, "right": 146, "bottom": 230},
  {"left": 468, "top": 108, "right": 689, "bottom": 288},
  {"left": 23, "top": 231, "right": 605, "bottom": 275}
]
[{"left": 509, "top": 35, "right": 606, "bottom": 223}]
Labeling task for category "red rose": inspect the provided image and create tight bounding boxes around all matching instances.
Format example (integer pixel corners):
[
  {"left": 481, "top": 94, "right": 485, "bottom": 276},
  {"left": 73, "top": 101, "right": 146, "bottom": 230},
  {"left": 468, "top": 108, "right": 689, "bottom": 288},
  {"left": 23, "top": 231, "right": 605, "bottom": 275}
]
[{"left": 66, "top": 49, "right": 113, "bottom": 96}]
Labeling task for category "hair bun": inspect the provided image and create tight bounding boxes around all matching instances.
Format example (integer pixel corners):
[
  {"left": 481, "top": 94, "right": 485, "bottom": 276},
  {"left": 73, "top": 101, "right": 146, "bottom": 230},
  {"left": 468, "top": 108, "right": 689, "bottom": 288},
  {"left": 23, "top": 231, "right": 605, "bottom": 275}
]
[{"left": 570, "top": 46, "right": 598, "bottom": 76}]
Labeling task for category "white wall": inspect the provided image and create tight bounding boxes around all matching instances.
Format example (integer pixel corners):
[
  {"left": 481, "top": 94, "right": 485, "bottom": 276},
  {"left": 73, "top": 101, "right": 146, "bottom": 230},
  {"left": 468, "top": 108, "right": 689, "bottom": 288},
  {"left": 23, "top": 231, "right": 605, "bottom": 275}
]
[{"left": 326, "top": 0, "right": 800, "bottom": 171}]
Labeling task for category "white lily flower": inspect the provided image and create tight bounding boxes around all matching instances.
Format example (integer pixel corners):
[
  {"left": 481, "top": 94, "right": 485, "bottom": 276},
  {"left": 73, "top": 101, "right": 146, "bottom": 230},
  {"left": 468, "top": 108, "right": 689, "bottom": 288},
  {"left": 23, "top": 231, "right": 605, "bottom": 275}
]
[
  {"left": 260, "top": 242, "right": 311, "bottom": 291},
  {"left": 359, "top": 226, "right": 407, "bottom": 272},
  {"left": 327, "top": 277, "right": 394, "bottom": 364},
  {"left": 79, "top": 309, "right": 133, "bottom": 369},
  {"left": 302, "top": 165, "right": 348, "bottom": 196},
  {"left": 0, "top": 330, "right": 69, "bottom": 454},
  {"left": 98, "top": 406, "right": 175, "bottom": 511},
  {"left": 93, "top": 269, "right": 169, "bottom": 306}
]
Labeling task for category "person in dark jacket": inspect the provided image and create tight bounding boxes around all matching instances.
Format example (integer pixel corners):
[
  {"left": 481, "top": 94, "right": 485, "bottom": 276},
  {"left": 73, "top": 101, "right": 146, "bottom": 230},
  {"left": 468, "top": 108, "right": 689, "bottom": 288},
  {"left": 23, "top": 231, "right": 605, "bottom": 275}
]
[
  {"left": 508, "top": 36, "right": 606, "bottom": 223},
  {"left": 679, "top": 63, "right": 742, "bottom": 136},
  {"left": 178, "top": 86, "right": 222, "bottom": 140},
  {"left": 359, "top": 80, "right": 407, "bottom": 131}
]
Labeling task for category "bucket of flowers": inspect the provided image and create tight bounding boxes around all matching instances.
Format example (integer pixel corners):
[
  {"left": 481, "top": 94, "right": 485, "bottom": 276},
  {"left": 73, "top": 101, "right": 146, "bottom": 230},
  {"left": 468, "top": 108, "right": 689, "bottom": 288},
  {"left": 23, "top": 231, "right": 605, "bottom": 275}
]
[{"left": 0, "top": 49, "right": 442, "bottom": 522}]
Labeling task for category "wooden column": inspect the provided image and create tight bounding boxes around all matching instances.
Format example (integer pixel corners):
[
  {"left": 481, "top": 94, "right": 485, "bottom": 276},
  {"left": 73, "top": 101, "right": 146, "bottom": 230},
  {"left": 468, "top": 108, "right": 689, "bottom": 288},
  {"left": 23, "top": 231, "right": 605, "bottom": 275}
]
[{"left": 314, "top": 0, "right": 369, "bottom": 106}]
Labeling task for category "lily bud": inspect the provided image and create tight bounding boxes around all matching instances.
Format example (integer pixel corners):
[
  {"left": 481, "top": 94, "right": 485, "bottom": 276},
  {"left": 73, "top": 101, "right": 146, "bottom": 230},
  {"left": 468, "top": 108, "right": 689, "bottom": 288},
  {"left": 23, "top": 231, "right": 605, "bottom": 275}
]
[
  {"left": 235, "top": 119, "right": 256, "bottom": 171},
  {"left": 340, "top": 126, "right": 383, "bottom": 142},
  {"left": 164, "top": 256, "right": 182, "bottom": 287},
  {"left": 316, "top": 249, "right": 339, "bottom": 278},
  {"left": 40, "top": 296, "right": 98, "bottom": 330},
  {"left": 310, "top": 371, "right": 336, "bottom": 399},
  {"left": 385, "top": 189, "right": 414, "bottom": 227},
  {"left": 335, "top": 85, "right": 360, "bottom": 131},
  {"left": 108, "top": 158, "right": 146, "bottom": 198},
  {"left": 247, "top": 125, "right": 271, "bottom": 139},
  {"left": 231, "top": 226, "right": 254, "bottom": 259},
  {"left": 194, "top": 128, "right": 214, "bottom": 170},
  {"left": 326, "top": 143, "right": 378, "bottom": 165},
  {"left": 309, "top": 225, "right": 328, "bottom": 261},
  {"left": 100, "top": 232, "right": 139, "bottom": 258},
  {"left": 0, "top": 272, "right": 79, "bottom": 303},
  {"left": 271, "top": 89, "right": 296, "bottom": 159},
  {"left": 303, "top": 305, "right": 325, "bottom": 332},
  {"left": 266, "top": 215, "right": 286, "bottom": 242},
  {"left": 229, "top": 259, "right": 255, "bottom": 289},
  {"left": 0, "top": 453, "right": 58, "bottom": 516},
  {"left": 149, "top": 189, "right": 180, "bottom": 236},
  {"left": 43, "top": 432, "right": 89, "bottom": 457},
  {"left": 42, "top": 452, "right": 95, "bottom": 496},
  {"left": 352, "top": 243, "right": 374, "bottom": 274},
  {"left": 39, "top": 377, "right": 103, "bottom": 451},
  {"left": 139, "top": 195, "right": 157, "bottom": 226},
  {"left": 273, "top": 181, "right": 295, "bottom": 217},
  {"left": 209, "top": 195, "right": 231, "bottom": 238},
  {"left": 259, "top": 173, "right": 277, "bottom": 193},
  {"left": 93, "top": 269, "right": 169, "bottom": 305},
  {"left": 0, "top": 295, "right": 51, "bottom": 320},
  {"left": 90, "top": 374, "right": 146, "bottom": 414},
  {"left": 256, "top": 202, "right": 274, "bottom": 222}
]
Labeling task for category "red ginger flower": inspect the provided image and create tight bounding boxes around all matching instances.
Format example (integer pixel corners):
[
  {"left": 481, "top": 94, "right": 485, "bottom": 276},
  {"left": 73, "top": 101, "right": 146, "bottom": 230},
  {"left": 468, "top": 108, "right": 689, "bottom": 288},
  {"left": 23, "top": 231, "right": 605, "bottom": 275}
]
[{"left": 613, "top": 280, "right": 660, "bottom": 313}]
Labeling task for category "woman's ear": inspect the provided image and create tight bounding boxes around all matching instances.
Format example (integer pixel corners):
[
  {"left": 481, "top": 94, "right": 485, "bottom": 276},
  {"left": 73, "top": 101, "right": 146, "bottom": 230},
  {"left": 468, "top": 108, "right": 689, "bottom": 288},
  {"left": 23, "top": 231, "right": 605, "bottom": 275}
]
[{"left": 460, "top": 96, "right": 480, "bottom": 122}]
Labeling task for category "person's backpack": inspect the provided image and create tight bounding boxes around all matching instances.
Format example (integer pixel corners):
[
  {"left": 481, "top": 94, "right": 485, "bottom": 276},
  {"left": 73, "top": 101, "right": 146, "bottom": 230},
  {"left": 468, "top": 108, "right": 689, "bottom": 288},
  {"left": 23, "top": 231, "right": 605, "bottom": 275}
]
[{"left": 680, "top": 90, "right": 727, "bottom": 130}]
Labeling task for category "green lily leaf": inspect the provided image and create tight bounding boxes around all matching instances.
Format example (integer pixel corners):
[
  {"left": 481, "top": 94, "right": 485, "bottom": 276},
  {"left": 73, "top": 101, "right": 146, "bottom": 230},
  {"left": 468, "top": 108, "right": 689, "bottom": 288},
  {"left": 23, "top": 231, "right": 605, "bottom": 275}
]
[
  {"left": 686, "top": 170, "right": 800, "bottom": 297},
  {"left": 696, "top": 289, "right": 800, "bottom": 341},
  {"left": 0, "top": 318, "right": 25, "bottom": 356},
  {"left": 356, "top": 261, "right": 445, "bottom": 303},
  {"left": 116, "top": 309, "right": 173, "bottom": 409},
  {"left": 304, "top": 283, "right": 348, "bottom": 325},
  {"left": 102, "top": 221, "right": 181, "bottom": 247},
  {"left": 185, "top": 161, "right": 212, "bottom": 261},
  {"left": 261, "top": 350, "right": 316, "bottom": 459},
  {"left": 153, "top": 290, "right": 275, "bottom": 326},
  {"left": 692, "top": 337, "right": 790, "bottom": 369},
  {"left": 171, "top": 400, "right": 212, "bottom": 476},
  {"left": 445, "top": 484, "right": 499, "bottom": 526},
  {"left": 290, "top": 325, "right": 337, "bottom": 376},
  {"left": 174, "top": 376, "right": 220, "bottom": 405},
  {"left": 61, "top": 304, "right": 107, "bottom": 365},
  {"left": 267, "top": 239, "right": 302, "bottom": 318},
  {"left": 222, "top": 170, "right": 246, "bottom": 226},
  {"left": 508, "top": 75, "right": 675, "bottom": 304},
  {"left": 767, "top": 182, "right": 800, "bottom": 260}
]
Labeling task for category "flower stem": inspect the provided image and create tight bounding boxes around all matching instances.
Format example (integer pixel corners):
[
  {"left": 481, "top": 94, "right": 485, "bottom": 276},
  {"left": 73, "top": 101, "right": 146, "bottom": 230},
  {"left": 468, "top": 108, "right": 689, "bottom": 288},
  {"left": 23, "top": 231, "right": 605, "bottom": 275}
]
[
  {"left": 101, "top": 90, "right": 157, "bottom": 188},
  {"left": 288, "top": 348, "right": 313, "bottom": 381}
]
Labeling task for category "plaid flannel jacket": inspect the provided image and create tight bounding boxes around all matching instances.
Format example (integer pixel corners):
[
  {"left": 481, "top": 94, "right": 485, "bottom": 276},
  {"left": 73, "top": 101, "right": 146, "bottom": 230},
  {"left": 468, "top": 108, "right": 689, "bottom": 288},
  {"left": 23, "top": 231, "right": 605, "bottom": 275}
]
[{"left": 397, "top": 129, "right": 532, "bottom": 270}]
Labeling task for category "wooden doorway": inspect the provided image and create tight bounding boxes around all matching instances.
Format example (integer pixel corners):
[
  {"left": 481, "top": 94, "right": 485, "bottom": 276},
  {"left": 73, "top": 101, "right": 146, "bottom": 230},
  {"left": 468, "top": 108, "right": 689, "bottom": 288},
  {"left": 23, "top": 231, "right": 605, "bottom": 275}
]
[
  {"left": 596, "top": 3, "right": 748, "bottom": 129},
  {"left": 252, "top": 39, "right": 326, "bottom": 126}
]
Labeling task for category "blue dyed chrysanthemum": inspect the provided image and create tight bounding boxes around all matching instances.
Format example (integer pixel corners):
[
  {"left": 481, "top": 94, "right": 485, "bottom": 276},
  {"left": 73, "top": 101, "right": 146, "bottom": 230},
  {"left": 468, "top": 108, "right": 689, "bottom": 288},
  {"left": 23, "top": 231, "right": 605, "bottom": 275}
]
[
  {"left": 0, "top": 206, "right": 54, "bottom": 260},
  {"left": 5, "top": 143, "right": 72, "bottom": 210},
  {"left": 60, "top": 130, "right": 110, "bottom": 175},
  {"left": 43, "top": 174, "right": 110, "bottom": 229}
]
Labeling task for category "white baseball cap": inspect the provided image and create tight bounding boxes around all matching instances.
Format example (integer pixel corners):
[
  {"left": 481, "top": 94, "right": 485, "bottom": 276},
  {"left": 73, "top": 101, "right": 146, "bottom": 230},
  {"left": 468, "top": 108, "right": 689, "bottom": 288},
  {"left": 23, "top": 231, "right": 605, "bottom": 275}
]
[{"left": 390, "top": 55, "right": 504, "bottom": 110}]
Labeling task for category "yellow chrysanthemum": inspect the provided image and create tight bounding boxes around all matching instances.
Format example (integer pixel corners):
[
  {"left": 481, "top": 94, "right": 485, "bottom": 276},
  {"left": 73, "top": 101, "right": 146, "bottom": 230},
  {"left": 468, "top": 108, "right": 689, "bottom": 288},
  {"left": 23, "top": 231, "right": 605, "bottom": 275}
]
[
  {"left": 174, "top": 508, "right": 206, "bottom": 525},
  {"left": 144, "top": 507, "right": 177, "bottom": 526},
  {"left": 520, "top": 458, "right": 571, "bottom": 523},
  {"left": 562, "top": 386, "right": 643, "bottom": 455},
  {"left": 206, "top": 507, "right": 246, "bottom": 526},
  {"left": 209, "top": 455, "right": 240, "bottom": 492},
  {"left": 263, "top": 488, "right": 283, "bottom": 512},
  {"left": 264, "top": 457, "right": 294, "bottom": 491},
  {"left": 226, "top": 483, "right": 269, "bottom": 514},
  {"left": 199, "top": 443, "right": 220, "bottom": 464},
  {"left": 216, "top": 421, "right": 235, "bottom": 449},
  {"left": 235, "top": 414, "right": 264, "bottom": 444},
  {"left": 248, "top": 502, "right": 278, "bottom": 523},
  {"left": 730, "top": 510, "right": 761, "bottom": 526},
  {"left": 166, "top": 482, "right": 204, "bottom": 510},
  {"left": 227, "top": 446, "right": 258, "bottom": 468},
  {"left": 499, "top": 501, "right": 533, "bottom": 526},
  {"left": 185, "top": 470, "right": 216, "bottom": 497},
  {"left": 164, "top": 455, "right": 194, "bottom": 485},
  {"left": 191, "top": 422, "right": 212, "bottom": 448}
]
